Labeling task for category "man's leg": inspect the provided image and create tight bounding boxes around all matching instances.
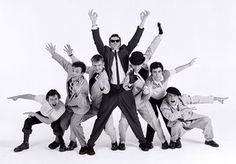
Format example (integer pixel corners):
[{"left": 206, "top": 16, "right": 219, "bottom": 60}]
[
  {"left": 118, "top": 90, "right": 148, "bottom": 151},
  {"left": 186, "top": 116, "right": 218, "bottom": 147},
  {"left": 87, "top": 93, "right": 118, "bottom": 155},
  {"left": 104, "top": 113, "right": 118, "bottom": 151},
  {"left": 169, "top": 121, "right": 186, "bottom": 149},
  {"left": 137, "top": 100, "right": 167, "bottom": 146},
  {"left": 14, "top": 112, "right": 42, "bottom": 152},
  {"left": 118, "top": 112, "right": 129, "bottom": 150}
]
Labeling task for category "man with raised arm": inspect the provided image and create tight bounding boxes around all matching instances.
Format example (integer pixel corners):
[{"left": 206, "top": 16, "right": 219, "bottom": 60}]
[{"left": 86, "top": 9, "right": 150, "bottom": 155}]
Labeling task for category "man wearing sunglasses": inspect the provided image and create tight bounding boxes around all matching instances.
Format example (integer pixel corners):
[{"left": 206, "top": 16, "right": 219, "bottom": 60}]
[{"left": 87, "top": 9, "right": 150, "bottom": 155}]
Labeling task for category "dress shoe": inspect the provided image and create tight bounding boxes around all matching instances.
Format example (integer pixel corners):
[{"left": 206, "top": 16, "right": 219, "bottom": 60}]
[
  {"left": 161, "top": 141, "right": 169, "bottom": 150},
  {"left": 118, "top": 142, "right": 126, "bottom": 151},
  {"left": 87, "top": 146, "right": 95, "bottom": 155},
  {"left": 111, "top": 142, "right": 118, "bottom": 151},
  {"left": 67, "top": 141, "right": 78, "bottom": 151},
  {"left": 48, "top": 141, "right": 60, "bottom": 150},
  {"left": 59, "top": 142, "right": 67, "bottom": 152},
  {"left": 205, "top": 140, "right": 219, "bottom": 147},
  {"left": 146, "top": 142, "right": 153, "bottom": 149},
  {"left": 14, "top": 143, "right": 29, "bottom": 152},
  {"left": 139, "top": 143, "right": 149, "bottom": 151},
  {"left": 79, "top": 146, "right": 88, "bottom": 155},
  {"left": 175, "top": 138, "right": 182, "bottom": 149},
  {"left": 169, "top": 141, "right": 176, "bottom": 149}
]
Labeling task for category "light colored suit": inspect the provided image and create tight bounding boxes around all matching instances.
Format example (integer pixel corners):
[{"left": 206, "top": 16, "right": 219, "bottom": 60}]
[{"left": 160, "top": 94, "right": 215, "bottom": 142}]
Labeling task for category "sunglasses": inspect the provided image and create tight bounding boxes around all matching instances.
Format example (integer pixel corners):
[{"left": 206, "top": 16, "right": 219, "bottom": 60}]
[{"left": 110, "top": 39, "right": 120, "bottom": 43}]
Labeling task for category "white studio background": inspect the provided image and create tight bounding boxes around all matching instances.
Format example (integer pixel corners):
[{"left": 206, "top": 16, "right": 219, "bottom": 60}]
[{"left": 0, "top": 0, "right": 235, "bottom": 164}]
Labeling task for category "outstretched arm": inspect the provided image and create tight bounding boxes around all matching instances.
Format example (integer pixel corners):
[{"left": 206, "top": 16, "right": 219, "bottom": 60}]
[
  {"left": 143, "top": 22, "right": 163, "bottom": 65},
  {"left": 23, "top": 112, "right": 54, "bottom": 124},
  {"left": 45, "top": 43, "right": 71, "bottom": 72},
  {"left": 127, "top": 10, "right": 150, "bottom": 54},
  {"left": 175, "top": 58, "right": 197, "bottom": 73},
  {"left": 89, "top": 10, "right": 105, "bottom": 55},
  {"left": 8, "top": 94, "right": 35, "bottom": 101}
]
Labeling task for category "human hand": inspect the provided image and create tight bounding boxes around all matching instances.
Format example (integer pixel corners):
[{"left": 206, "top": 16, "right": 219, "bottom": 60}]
[
  {"left": 88, "top": 9, "right": 98, "bottom": 25},
  {"left": 188, "top": 58, "right": 197, "bottom": 66},
  {"left": 157, "top": 22, "right": 163, "bottom": 35},
  {"left": 45, "top": 43, "right": 56, "bottom": 55},
  {"left": 214, "top": 97, "right": 229, "bottom": 104},
  {"left": 63, "top": 44, "right": 73, "bottom": 57},
  {"left": 7, "top": 96, "right": 19, "bottom": 101}
]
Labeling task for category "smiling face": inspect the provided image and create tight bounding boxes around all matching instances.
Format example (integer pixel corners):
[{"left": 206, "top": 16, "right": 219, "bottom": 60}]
[
  {"left": 47, "top": 95, "right": 59, "bottom": 107},
  {"left": 166, "top": 93, "right": 179, "bottom": 107},
  {"left": 151, "top": 67, "right": 163, "bottom": 81},
  {"left": 109, "top": 36, "right": 121, "bottom": 51}
]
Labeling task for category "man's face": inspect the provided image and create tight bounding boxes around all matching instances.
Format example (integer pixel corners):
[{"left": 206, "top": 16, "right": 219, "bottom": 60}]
[
  {"left": 109, "top": 36, "right": 121, "bottom": 51},
  {"left": 47, "top": 95, "right": 59, "bottom": 107},
  {"left": 72, "top": 66, "right": 83, "bottom": 79},
  {"left": 92, "top": 60, "right": 104, "bottom": 73},
  {"left": 131, "top": 64, "right": 143, "bottom": 73},
  {"left": 151, "top": 67, "right": 163, "bottom": 81},
  {"left": 166, "top": 93, "right": 179, "bottom": 107}
]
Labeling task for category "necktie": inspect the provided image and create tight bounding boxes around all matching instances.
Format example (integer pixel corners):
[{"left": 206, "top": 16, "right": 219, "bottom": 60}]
[
  {"left": 89, "top": 72, "right": 99, "bottom": 93},
  {"left": 68, "top": 78, "right": 74, "bottom": 98},
  {"left": 114, "top": 51, "right": 120, "bottom": 85}
]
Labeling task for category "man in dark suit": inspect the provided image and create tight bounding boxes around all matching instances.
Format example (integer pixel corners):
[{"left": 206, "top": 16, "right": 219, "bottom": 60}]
[{"left": 86, "top": 9, "right": 150, "bottom": 155}]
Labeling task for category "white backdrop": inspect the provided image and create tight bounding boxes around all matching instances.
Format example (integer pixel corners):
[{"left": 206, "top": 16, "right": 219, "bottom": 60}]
[{"left": 0, "top": 0, "right": 236, "bottom": 164}]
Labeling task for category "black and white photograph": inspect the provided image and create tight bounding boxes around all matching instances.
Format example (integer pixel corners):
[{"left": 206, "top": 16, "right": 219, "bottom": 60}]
[{"left": 0, "top": 0, "right": 235, "bottom": 164}]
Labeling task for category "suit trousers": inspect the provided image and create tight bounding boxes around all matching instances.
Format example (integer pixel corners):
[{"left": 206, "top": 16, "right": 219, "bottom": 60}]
[
  {"left": 87, "top": 84, "right": 146, "bottom": 147},
  {"left": 146, "top": 96, "right": 171, "bottom": 143}
]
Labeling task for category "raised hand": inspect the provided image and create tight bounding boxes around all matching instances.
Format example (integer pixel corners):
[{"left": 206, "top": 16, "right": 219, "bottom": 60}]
[
  {"left": 45, "top": 43, "right": 56, "bottom": 55},
  {"left": 214, "top": 97, "right": 229, "bottom": 104},
  {"left": 63, "top": 44, "right": 73, "bottom": 56},
  {"left": 188, "top": 57, "right": 197, "bottom": 66},
  {"left": 88, "top": 9, "right": 98, "bottom": 26},
  {"left": 140, "top": 10, "right": 150, "bottom": 22}
]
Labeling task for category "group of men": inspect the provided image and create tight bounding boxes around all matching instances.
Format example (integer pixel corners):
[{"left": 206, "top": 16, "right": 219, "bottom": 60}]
[{"left": 8, "top": 10, "right": 228, "bottom": 155}]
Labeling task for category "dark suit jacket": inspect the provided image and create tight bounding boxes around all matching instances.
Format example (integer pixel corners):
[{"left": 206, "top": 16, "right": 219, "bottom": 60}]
[{"left": 92, "top": 27, "right": 144, "bottom": 81}]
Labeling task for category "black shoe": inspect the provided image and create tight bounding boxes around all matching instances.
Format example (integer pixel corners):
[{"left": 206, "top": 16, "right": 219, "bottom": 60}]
[
  {"left": 118, "top": 143, "right": 126, "bottom": 151},
  {"left": 175, "top": 138, "right": 182, "bottom": 149},
  {"left": 169, "top": 141, "right": 176, "bottom": 149},
  {"left": 161, "top": 141, "right": 169, "bottom": 150},
  {"left": 87, "top": 146, "right": 95, "bottom": 155},
  {"left": 79, "top": 146, "right": 88, "bottom": 155},
  {"left": 146, "top": 142, "right": 153, "bottom": 149},
  {"left": 157, "top": 22, "right": 163, "bottom": 35},
  {"left": 59, "top": 143, "right": 67, "bottom": 152},
  {"left": 14, "top": 143, "right": 29, "bottom": 152},
  {"left": 67, "top": 141, "right": 78, "bottom": 151},
  {"left": 48, "top": 141, "right": 60, "bottom": 150},
  {"left": 139, "top": 143, "right": 149, "bottom": 151},
  {"left": 111, "top": 142, "right": 118, "bottom": 151},
  {"left": 205, "top": 140, "right": 219, "bottom": 147}
]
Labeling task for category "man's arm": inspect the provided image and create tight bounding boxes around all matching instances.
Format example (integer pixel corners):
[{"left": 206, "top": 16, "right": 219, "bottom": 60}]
[
  {"left": 180, "top": 94, "right": 228, "bottom": 105},
  {"left": 23, "top": 112, "right": 54, "bottom": 124},
  {"left": 45, "top": 43, "right": 71, "bottom": 72},
  {"left": 174, "top": 58, "right": 197, "bottom": 73},
  {"left": 160, "top": 106, "right": 182, "bottom": 121},
  {"left": 143, "top": 23, "right": 163, "bottom": 65},
  {"left": 89, "top": 10, "right": 105, "bottom": 55},
  {"left": 126, "top": 10, "right": 150, "bottom": 54},
  {"left": 64, "top": 44, "right": 91, "bottom": 74},
  {"left": 8, "top": 94, "right": 35, "bottom": 101}
]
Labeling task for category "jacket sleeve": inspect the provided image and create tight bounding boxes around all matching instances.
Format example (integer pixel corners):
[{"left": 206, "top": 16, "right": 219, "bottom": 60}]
[
  {"left": 52, "top": 53, "right": 71, "bottom": 72},
  {"left": 160, "top": 105, "right": 182, "bottom": 121},
  {"left": 92, "top": 28, "right": 105, "bottom": 56},
  {"left": 126, "top": 26, "right": 144, "bottom": 54},
  {"left": 100, "top": 72, "right": 111, "bottom": 94},
  {"left": 180, "top": 94, "right": 214, "bottom": 105},
  {"left": 143, "top": 35, "right": 161, "bottom": 65}
]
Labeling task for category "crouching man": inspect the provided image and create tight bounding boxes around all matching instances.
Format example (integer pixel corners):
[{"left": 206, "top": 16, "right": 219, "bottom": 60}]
[
  {"left": 8, "top": 89, "right": 66, "bottom": 152},
  {"left": 160, "top": 87, "right": 228, "bottom": 149}
]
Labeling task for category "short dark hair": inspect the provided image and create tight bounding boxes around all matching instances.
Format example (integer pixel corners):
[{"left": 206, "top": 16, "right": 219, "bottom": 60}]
[
  {"left": 46, "top": 89, "right": 61, "bottom": 100},
  {"left": 150, "top": 62, "right": 164, "bottom": 72},
  {"left": 109, "top": 34, "right": 121, "bottom": 42},
  {"left": 72, "top": 61, "right": 86, "bottom": 73},
  {"left": 91, "top": 54, "right": 104, "bottom": 63}
]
